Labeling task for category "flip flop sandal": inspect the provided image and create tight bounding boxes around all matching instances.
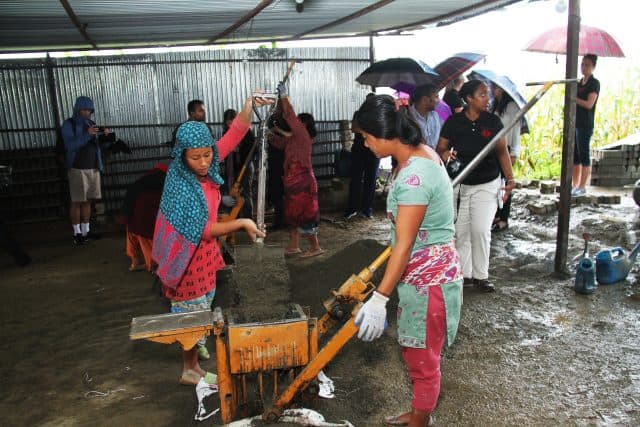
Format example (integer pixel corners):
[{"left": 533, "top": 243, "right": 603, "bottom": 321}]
[
  {"left": 383, "top": 414, "right": 433, "bottom": 427},
  {"left": 491, "top": 221, "right": 509, "bottom": 232},
  {"left": 202, "top": 372, "right": 217, "bottom": 385},
  {"left": 284, "top": 248, "right": 302, "bottom": 257},
  {"left": 179, "top": 369, "right": 202, "bottom": 386},
  {"left": 300, "top": 248, "right": 325, "bottom": 258},
  {"left": 180, "top": 370, "right": 217, "bottom": 386},
  {"left": 382, "top": 414, "right": 410, "bottom": 426},
  {"left": 128, "top": 263, "right": 146, "bottom": 272}
]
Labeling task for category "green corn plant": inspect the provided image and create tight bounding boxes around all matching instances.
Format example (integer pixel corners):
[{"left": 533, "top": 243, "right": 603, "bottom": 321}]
[{"left": 515, "top": 67, "right": 640, "bottom": 180}]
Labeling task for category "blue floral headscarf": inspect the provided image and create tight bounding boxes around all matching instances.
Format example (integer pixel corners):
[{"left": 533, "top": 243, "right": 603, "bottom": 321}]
[
  {"left": 161, "top": 121, "right": 224, "bottom": 244},
  {"left": 152, "top": 121, "right": 225, "bottom": 287}
]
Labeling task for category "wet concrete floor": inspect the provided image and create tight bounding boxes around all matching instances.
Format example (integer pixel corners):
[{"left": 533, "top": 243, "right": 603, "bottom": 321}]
[{"left": 1, "top": 189, "right": 639, "bottom": 426}]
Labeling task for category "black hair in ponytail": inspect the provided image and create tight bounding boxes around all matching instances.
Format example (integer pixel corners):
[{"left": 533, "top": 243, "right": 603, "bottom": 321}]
[
  {"left": 354, "top": 95, "right": 422, "bottom": 147},
  {"left": 459, "top": 79, "right": 486, "bottom": 104},
  {"left": 298, "top": 113, "right": 317, "bottom": 138}
]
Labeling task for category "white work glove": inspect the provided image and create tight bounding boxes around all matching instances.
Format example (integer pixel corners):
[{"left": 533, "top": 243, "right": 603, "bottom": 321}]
[
  {"left": 222, "top": 195, "right": 236, "bottom": 208},
  {"left": 277, "top": 81, "right": 288, "bottom": 98},
  {"left": 355, "top": 291, "right": 389, "bottom": 342}
]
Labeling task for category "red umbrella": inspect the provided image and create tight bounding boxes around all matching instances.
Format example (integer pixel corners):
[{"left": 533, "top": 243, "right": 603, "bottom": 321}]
[
  {"left": 390, "top": 52, "right": 485, "bottom": 94},
  {"left": 524, "top": 25, "right": 625, "bottom": 57},
  {"left": 434, "top": 52, "right": 486, "bottom": 88}
]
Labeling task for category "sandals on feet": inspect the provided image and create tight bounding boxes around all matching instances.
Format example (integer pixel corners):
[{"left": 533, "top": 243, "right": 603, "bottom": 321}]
[
  {"left": 383, "top": 413, "right": 433, "bottom": 427},
  {"left": 491, "top": 220, "right": 509, "bottom": 232},
  {"left": 300, "top": 248, "right": 325, "bottom": 258},
  {"left": 179, "top": 370, "right": 218, "bottom": 386},
  {"left": 128, "top": 263, "right": 146, "bottom": 272},
  {"left": 383, "top": 413, "right": 411, "bottom": 426},
  {"left": 284, "top": 248, "right": 302, "bottom": 257},
  {"left": 179, "top": 369, "right": 202, "bottom": 386}
]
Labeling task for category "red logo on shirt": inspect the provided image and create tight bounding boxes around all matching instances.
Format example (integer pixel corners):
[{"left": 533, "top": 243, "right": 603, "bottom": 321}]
[{"left": 480, "top": 128, "right": 493, "bottom": 139}]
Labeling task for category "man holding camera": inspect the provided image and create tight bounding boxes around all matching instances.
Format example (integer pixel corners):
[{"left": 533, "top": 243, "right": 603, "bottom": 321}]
[{"left": 61, "top": 96, "right": 109, "bottom": 245}]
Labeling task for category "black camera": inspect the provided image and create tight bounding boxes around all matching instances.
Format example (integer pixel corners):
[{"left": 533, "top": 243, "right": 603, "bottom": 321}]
[{"left": 446, "top": 158, "right": 463, "bottom": 179}]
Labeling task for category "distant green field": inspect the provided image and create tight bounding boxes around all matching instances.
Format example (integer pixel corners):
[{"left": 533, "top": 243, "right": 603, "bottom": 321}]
[{"left": 517, "top": 66, "right": 640, "bottom": 179}]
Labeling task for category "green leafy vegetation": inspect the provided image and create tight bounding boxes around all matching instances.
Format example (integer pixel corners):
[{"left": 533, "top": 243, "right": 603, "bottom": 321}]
[{"left": 516, "top": 67, "right": 640, "bottom": 179}]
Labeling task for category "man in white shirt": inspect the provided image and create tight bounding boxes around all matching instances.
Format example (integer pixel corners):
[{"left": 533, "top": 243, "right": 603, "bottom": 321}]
[{"left": 408, "top": 84, "right": 443, "bottom": 149}]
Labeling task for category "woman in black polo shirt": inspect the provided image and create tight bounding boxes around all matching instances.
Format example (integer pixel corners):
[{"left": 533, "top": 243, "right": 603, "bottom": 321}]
[
  {"left": 573, "top": 54, "right": 600, "bottom": 197},
  {"left": 436, "top": 80, "right": 515, "bottom": 292}
]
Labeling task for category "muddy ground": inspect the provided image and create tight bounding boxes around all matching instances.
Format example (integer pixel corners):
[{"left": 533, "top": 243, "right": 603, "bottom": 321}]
[{"left": 1, "top": 187, "right": 640, "bottom": 426}]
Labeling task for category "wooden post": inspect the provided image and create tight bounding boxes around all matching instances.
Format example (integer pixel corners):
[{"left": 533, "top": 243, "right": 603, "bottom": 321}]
[{"left": 555, "top": 0, "right": 580, "bottom": 274}]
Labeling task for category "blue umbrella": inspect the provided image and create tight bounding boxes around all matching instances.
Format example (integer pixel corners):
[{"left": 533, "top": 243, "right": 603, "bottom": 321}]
[{"left": 468, "top": 69, "right": 526, "bottom": 109}]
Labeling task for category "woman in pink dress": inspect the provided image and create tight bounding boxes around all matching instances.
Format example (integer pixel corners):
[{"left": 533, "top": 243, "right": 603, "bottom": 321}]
[
  {"left": 269, "top": 86, "right": 323, "bottom": 258},
  {"left": 152, "top": 92, "right": 271, "bottom": 385}
]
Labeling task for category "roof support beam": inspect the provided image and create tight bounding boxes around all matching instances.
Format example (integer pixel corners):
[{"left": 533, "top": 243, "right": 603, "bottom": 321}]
[
  {"left": 59, "top": 0, "right": 97, "bottom": 48},
  {"left": 371, "top": 0, "right": 520, "bottom": 33},
  {"left": 293, "top": 0, "right": 394, "bottom": 39},
  {"left": 207, "top": 0, "right": 275, "bottom": 44}
]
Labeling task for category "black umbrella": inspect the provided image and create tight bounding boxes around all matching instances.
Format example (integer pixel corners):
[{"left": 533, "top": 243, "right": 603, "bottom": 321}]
[
  {"left": 356, "top": 57, "right": 438, "bottom": 88},
  {"left": 391, "top": 52, "right": 486, "bottom": 94}
]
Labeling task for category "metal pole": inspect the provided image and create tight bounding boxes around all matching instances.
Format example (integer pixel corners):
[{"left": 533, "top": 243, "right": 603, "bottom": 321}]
[
  {"left": 254, "top": 105, "right": 272, "bottom": 240},
  {"left": 451, "top": 80, "right": 556, "bottom": 187},
  {"left": 554, "top": 0, "right": 580, "bottom": 275},
  {"left": 45, "top": 54, "right": 63, "bottom": 140},
  {"left": 369, "top": 34, "right": 376, "bottom": 93},
  {"left": 45, "top": 54, "right": 67, "bottom": 218}
]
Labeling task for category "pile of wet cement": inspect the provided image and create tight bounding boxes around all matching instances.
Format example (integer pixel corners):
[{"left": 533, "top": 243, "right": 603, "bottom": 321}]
[
  {"left": 287, "top": 239, "right": 389, "bottom": 317},
  {"left": 226, "top": 239, "right": 389, "bottom": 323},
  {"left": 228, "top": 244, "right": 291, "bottom": 322}
]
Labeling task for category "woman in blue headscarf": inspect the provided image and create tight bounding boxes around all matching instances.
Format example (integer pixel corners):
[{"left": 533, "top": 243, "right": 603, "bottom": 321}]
[{"left": 152, "top": 92, "right": 271, "bottom": 386}]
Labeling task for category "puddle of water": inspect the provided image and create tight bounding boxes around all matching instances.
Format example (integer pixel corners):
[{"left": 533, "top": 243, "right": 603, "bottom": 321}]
[{"left": 513, "top": 309, "right": 567, "bottom": 346}]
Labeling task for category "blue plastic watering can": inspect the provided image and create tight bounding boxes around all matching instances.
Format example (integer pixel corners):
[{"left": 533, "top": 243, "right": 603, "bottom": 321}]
[
  {"left": 575, "top": 233, "right": 596, "bottom": 295},
  {"left": 595, "top": 242, "right": 640, "bottom": 285}
]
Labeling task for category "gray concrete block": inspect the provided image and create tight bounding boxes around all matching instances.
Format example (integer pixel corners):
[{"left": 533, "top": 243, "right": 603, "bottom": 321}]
[
  {"left": 597, "top": 195, "right": 621, "bottom": 204},
  {"left": 540, "top": 181, "right": 556, "bottom": 194},
  {"left": 598, "top": 150, "right": 625, "bottom": 160},
  {"left": 526, "top": 202, "right": 548, "bottom": 215}
]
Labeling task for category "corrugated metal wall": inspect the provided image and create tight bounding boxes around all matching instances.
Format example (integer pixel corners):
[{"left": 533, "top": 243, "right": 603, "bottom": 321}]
[{"left": 0, "top": 47, "right": 370, "bottom": 223}]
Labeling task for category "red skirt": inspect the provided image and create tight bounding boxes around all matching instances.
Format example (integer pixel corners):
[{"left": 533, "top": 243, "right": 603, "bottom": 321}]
[
  {"left": 283, "top": 164, "right": 319, "bottom": 228},
  {"left": 162, "top": 238, "right": 225, "bottom": 301}
]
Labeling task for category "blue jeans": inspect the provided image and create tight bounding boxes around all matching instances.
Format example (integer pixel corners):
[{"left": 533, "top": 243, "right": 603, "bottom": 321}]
[{"left": 574, "top": 127, "right": 593, "bottom": 166}]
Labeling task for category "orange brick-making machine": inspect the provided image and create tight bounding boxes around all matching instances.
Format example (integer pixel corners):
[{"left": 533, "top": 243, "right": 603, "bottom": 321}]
[{"left": 130, "top": 247, "right": 391, "bottom": 424}]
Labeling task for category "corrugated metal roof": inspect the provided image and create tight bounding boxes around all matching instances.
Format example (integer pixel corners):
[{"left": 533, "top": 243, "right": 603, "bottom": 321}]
[{"left": 0, "top": 0, "right": 522, "bottom": 53}]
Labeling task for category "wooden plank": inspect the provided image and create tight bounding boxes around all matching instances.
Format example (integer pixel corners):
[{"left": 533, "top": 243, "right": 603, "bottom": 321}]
[{"left": 554, "top": 0, "right": 581, "bottom": 274}]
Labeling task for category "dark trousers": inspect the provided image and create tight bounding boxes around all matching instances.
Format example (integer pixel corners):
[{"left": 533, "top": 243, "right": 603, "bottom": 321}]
[
  {"left": 346, "top": 140, "right": 380, "bottom": 215},
  {"left": 496, "top": 150, "right": 513, "bottom": 222},
  {"left": 495, "top": 191, "right": 512, "bottom": 222},
  {"left": 268, "top": 146, "right": 285, "bottom": 227}
]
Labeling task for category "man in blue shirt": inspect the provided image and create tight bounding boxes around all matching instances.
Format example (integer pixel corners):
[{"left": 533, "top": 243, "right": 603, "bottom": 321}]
[{"left": 408, "top": 84, "right": 443, "bottom": 149}]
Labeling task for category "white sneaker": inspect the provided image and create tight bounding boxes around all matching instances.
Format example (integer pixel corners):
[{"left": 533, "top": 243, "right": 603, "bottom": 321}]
[{"left": 571, "top": 188, "right": 586, "bottom": 197}]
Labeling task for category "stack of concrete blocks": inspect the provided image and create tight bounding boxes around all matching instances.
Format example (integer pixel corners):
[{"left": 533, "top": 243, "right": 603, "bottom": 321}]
[{"left": 590, "top": 137, "right": 640, "bottom": 187}]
